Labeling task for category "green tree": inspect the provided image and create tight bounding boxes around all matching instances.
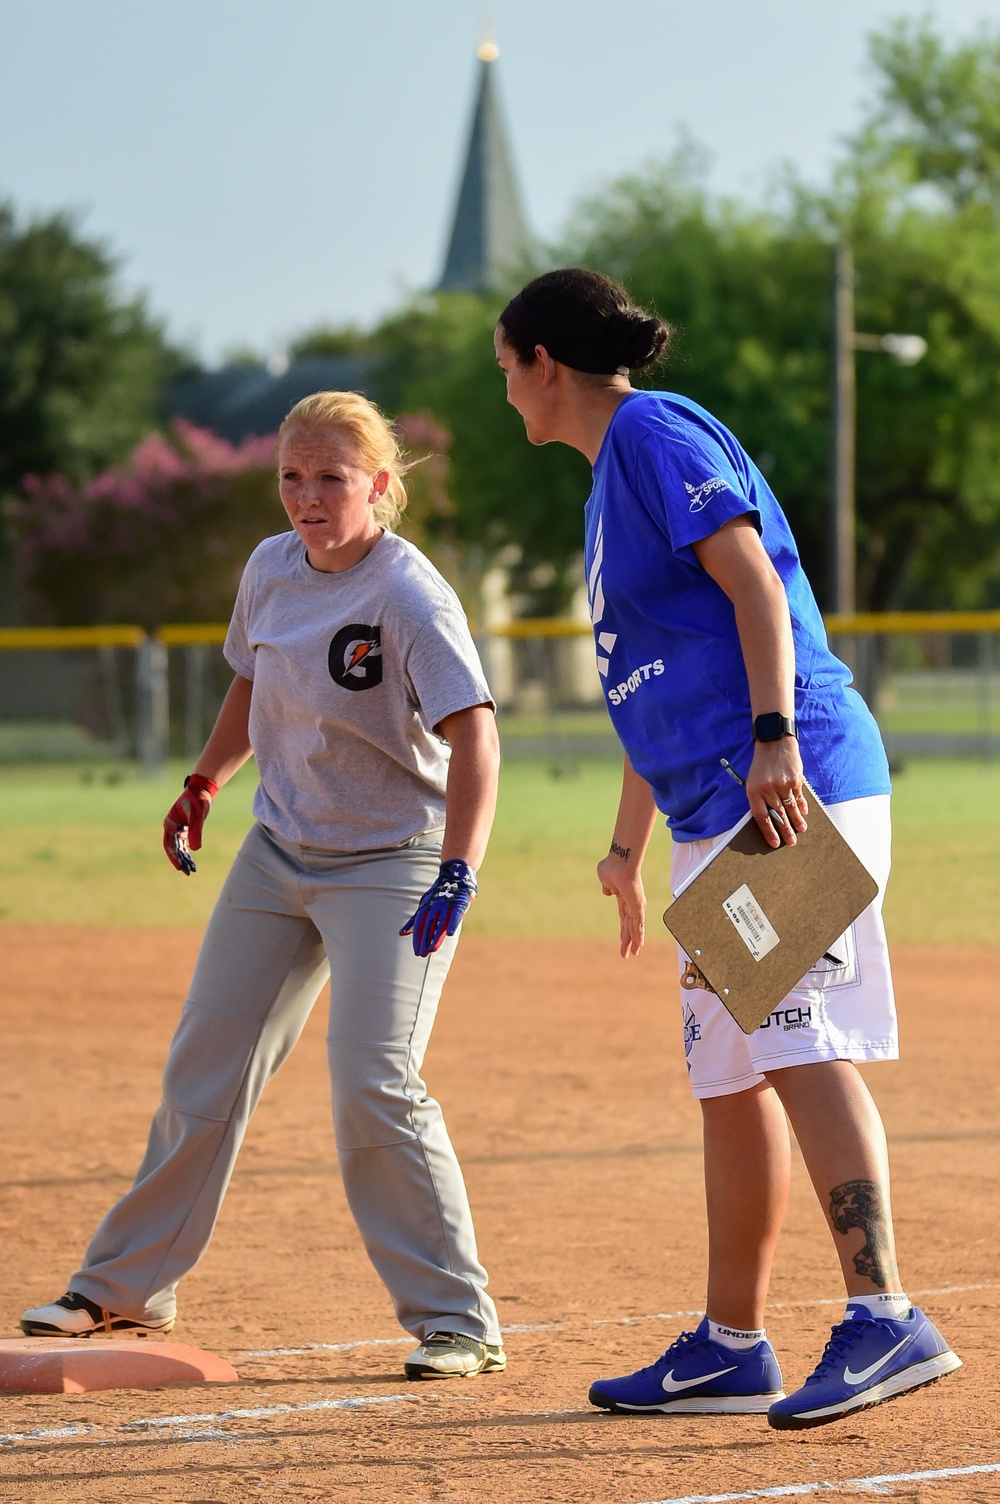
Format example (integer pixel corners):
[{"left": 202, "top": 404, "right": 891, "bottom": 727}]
[
  {"left": 372, "top": 292, "right": 591, "bottom": 612},
  {"left": 288, "top": 323, "right": 372, "bottom": 360},
  {"left": 843, "top": 198, "right": 1000, "bottom": 610},
  {"left": 564, "top": 159, "right": 837, "bottom": 595},
  {"left": 845, "top": 17, "right": 1000, "bottom": 606},
  {"left": 0, "top": 204, "right": 184, "bottom": 497},
  {"left": 865, "top": 17, "right": 1000, "bottom": 212},
  {"left": 561, "top": 147, "right": 1000, "bottom": 611}
]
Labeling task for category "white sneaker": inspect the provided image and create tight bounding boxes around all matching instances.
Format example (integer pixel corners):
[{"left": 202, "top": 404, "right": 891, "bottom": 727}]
[
  {"left": 20, "top": 1291, "right": 175, "bottom": 1338},
  {"left": 403, "top": 1331, "right": 506, "bottom": 1379}
]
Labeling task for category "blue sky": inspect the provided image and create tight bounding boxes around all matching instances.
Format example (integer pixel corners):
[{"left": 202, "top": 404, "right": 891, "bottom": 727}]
[{"left": 2, "top": 0, "right": 998, "bottom": 363}]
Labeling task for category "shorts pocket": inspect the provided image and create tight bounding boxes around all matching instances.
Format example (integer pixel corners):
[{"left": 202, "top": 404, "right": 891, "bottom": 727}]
[{"left": 802, "top": 924, "right": 858, "bottom": 991}]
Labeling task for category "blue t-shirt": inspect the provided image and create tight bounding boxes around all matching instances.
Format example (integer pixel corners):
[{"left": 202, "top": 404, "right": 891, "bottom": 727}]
[{"left": 584, "top": 390, "right": 890, "bottom": 840}]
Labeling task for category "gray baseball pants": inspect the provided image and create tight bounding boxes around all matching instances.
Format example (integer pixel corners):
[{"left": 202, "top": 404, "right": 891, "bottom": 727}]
[{"left": 71, "top": 821, "right": 500, "bottom": 1345}]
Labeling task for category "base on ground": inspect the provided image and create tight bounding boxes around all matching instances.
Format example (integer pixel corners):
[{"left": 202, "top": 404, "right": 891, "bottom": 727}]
[{"left": 0, "top": 1337, "right": 239, "bottom": 1393}]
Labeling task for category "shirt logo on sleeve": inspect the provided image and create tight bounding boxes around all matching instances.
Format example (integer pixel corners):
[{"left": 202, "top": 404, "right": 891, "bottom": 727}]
[
  {"left": 328, "top": 623, "right": 383, "bottom": 691},
  {"left": 684, "top": 476, "right": 732, "bottom": 512}
]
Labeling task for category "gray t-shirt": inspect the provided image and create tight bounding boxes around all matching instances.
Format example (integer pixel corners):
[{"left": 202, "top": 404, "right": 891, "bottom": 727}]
[{"left": 224, "top": 530, "right": 493, "bottom": 850}]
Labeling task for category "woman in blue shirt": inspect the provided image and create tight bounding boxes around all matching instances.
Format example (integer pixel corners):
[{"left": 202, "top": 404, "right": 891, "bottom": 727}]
[{"left": 495, "top": 267, "right": 959, "bottom": 1429}]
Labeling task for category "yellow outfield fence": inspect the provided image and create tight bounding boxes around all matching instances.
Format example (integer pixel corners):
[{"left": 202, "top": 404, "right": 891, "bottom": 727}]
[
  {"left": 0, "top": 625, "right": 147, "bottom": 650},
  {"left": 1, "top": 613, "right": 999, "bottom": 770},
  {"left": 481, "top": 613, "right": 1000, "bottom": 764},
  {"left": 0, "top": 624, "right": 226, "bottom": 649},
  {"left": 826, "top": 611, "right": 1000, "bottom": 634},
  {"left": 1, "top": 611, "right": 997, "bottom": 648},
  {"left": 155, "top": 624, "right": 229, "bottom": 646},
  {"left": 491, "top": 612, "right": 1000, "bottom": 637}
]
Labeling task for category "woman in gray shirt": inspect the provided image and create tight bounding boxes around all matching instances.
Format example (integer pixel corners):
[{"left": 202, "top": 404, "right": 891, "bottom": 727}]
[{"left": 21, "top": 391, "right": 505, "bottom": 1381}]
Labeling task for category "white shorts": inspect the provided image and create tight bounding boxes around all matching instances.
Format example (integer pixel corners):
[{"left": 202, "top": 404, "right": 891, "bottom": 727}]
[{"left": 672, "top": 795, "right": 898, "bottom": 1100}]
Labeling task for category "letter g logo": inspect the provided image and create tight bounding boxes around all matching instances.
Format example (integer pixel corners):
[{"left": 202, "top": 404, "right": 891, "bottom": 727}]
[{"left": 328, "top": 623, "right": 383, "bottom": 691}]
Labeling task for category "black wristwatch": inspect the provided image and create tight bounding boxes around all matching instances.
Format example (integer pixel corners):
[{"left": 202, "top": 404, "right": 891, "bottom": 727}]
[{"left": 752, "top": 713, "right": 798, "bottom": 742}]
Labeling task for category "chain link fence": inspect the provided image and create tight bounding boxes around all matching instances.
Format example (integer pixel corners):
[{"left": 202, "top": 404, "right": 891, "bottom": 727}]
[
  {"left": 2, "top": 614, "right": 999, "bottom": 774},
  {"left": 0, "top": 625, "right": 229, "bottom": 776},
  {"left": 486, "top": 612, "right": 1000, "bottom": 768}
]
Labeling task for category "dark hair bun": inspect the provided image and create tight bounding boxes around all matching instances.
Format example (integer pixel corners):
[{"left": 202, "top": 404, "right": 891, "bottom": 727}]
[
  {"left": 612, "top": 310, "right": 671, "bottom": 371},
  {"left": 499, "top": 268, "right": 671, "bottom": 374}
]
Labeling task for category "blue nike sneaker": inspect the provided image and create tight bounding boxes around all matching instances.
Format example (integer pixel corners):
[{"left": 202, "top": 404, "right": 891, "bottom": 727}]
[
  {"left": 588, "top": 1319, "right": 784, "bottom": 1414},
  {"left": 768, "top": 1304, "right": 961, "bottom": 1430}
]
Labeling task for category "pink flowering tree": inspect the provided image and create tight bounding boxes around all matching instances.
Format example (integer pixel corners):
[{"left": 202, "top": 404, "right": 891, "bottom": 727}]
[{"left": 12, "top": 421, "right": 280, "bottom": 628}]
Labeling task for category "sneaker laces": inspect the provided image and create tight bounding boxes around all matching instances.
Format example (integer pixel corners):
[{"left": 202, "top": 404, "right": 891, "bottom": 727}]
[
  {"left": 422, "top": 1331, "right": 484, "bottom": 1355},
  {"left": 642, "top": 1329, "right": 712, "bottom": 1377},
  {"left": 805, "top": 1317, "right": 878, "bottom": 1384},
  {"left": 54, "top": 1291, "right": 114, "bottom": 1334}
]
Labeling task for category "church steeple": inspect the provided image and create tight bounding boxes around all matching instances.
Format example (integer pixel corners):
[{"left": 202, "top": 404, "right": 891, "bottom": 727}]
[{"left": 437, "top": 41, "right": 530, "bottom": 294}]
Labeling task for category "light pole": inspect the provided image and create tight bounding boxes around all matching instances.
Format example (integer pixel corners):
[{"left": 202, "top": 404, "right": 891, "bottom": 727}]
[{"left": 831, "top": 241, "right": 928, "bottom": 615}]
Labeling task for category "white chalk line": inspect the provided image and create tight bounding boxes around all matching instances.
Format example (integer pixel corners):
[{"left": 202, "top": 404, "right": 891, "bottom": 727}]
[
  {"left": 0, "top": 1424, "right": 93, "bottom": 1445},
  {"left": 244, "top": 1324, "right": 566, "bottom": 1357},
  {"left": 0, "top": 1392, "right": 411, "bottom": 1450},
  {"left": 246, "top": 1335, "right": 412, "bottom": 1356},
  {"left": 123, "top": 1393, "right": 411, "bottom": 1429},
  {"left": 634, "top": 1461, "right": 1000, "bottom": 1504},
  {"left": 243, "top": 1282, "right": 1000, "bottom": 1358}
]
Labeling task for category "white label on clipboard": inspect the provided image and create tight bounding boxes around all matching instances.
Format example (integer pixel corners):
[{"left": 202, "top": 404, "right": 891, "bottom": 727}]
[{"left": 723, "top": 883, "right": 780, "bottom": 961}]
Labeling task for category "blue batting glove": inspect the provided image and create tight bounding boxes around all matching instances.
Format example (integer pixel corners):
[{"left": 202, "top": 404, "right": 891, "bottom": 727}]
[{"left": 400, "top": 859, "right": 478, "bottom": 957}]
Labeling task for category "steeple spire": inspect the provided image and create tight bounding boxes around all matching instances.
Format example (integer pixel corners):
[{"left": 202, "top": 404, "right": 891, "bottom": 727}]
[{"left": 437, "top": 40, "right": 530, "bottom": 294}]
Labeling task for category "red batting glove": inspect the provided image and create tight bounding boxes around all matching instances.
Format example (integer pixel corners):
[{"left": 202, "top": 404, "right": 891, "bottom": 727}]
[{"left": 163, "top": 773, "right": 219, "bottom": 874}]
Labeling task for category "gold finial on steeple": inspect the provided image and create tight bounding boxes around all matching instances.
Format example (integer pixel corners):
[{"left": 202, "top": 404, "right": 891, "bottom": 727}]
[{"left": 477, "top": 15, "right": 499, "bottom": 61}]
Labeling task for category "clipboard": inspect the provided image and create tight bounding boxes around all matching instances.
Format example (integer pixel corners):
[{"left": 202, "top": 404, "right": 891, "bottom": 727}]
[{"left": 661, "top": 789, "right": 879, "bottom": 1035}]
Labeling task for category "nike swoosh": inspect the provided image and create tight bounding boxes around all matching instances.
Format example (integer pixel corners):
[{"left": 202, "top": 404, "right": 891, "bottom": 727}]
[
  {"left": 844, "top": 1335, "right": 911, "bottom": 1385},
  {"left": 661, "top": 1364, "right": 737, "bottom": 1394}
]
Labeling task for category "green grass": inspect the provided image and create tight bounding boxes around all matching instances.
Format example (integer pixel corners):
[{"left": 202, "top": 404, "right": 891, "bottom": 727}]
[
  {"left": 1, "top": 760, "right": 260, "bottom": 927},
  {"left": 881, "top": 758, "right": 1000, "bottom": 945},
  {"left": 2, "top": 758, "right": 998, "bottom": 944},
  {"left": 877, "top": 677, "right": 997, "bottom": 736}
]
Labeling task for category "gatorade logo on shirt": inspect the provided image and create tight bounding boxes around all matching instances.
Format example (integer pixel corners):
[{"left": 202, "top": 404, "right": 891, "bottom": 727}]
[{"left": 328, "top": 622, "right": 383, "bottom": 691}]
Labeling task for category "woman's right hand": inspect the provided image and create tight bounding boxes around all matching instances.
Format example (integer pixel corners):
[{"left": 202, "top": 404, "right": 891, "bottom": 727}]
[
  {"left": 163, "top": 774, "right": 219, "bottom": 874},
  {"left": 597, "top": 851, "right": 646, "bottom": 960}
]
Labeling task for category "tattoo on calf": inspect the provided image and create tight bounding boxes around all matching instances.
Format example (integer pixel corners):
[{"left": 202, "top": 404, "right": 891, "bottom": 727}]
[
  {"left": 829, "top": 1180, "right": 892, "bottom": 1288},
  {"left": 610, "top": 840, "right": 632, "bottom": 861}
]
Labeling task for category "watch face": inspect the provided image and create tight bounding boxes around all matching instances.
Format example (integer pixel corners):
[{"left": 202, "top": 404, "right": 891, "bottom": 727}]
[{"left": 754, "top": 713, "right": 796, "bottom": 742}]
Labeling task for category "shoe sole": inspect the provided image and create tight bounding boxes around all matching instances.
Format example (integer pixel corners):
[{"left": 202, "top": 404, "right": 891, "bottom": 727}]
[
  {"left": 404, "top": 1353, "right": 507, "bottom": 1381},
  {"left": 589, "top": 1388, "right": 785, "bottom": 1415},
  {"left": 767, "top": 1350, "right": 962, "bottom": 1430},
  {"left": 19, "top": 1318, "right": 175, "bottom": 1339}
]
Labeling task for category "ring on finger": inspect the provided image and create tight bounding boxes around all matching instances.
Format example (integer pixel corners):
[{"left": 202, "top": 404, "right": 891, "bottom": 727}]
[{"left": 781, "top": 796, "right": 796, "bottom": 806}]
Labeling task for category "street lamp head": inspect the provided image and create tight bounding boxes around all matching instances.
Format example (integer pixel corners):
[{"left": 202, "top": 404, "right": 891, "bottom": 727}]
[{"left": 880, "top": 333, "right": 928, "bottom": 367}]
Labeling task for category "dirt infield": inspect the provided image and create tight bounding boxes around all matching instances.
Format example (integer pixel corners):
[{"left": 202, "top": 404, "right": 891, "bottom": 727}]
[{"left": 1, "top": 926, "right": 997, "bottom": 1503}]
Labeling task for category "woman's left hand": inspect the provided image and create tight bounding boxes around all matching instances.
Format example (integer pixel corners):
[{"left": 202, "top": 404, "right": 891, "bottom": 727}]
[
  {"left": 746, "top": 738, "right": 809, "bottom": 849},
  {"left": 400, "top": 859, "right": 478, "bottom": 956}
]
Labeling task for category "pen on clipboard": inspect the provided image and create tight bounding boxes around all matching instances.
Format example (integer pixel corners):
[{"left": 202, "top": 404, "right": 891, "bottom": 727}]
[{"left": 719, "top": 758, "right": 786, "bottom": 827}]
